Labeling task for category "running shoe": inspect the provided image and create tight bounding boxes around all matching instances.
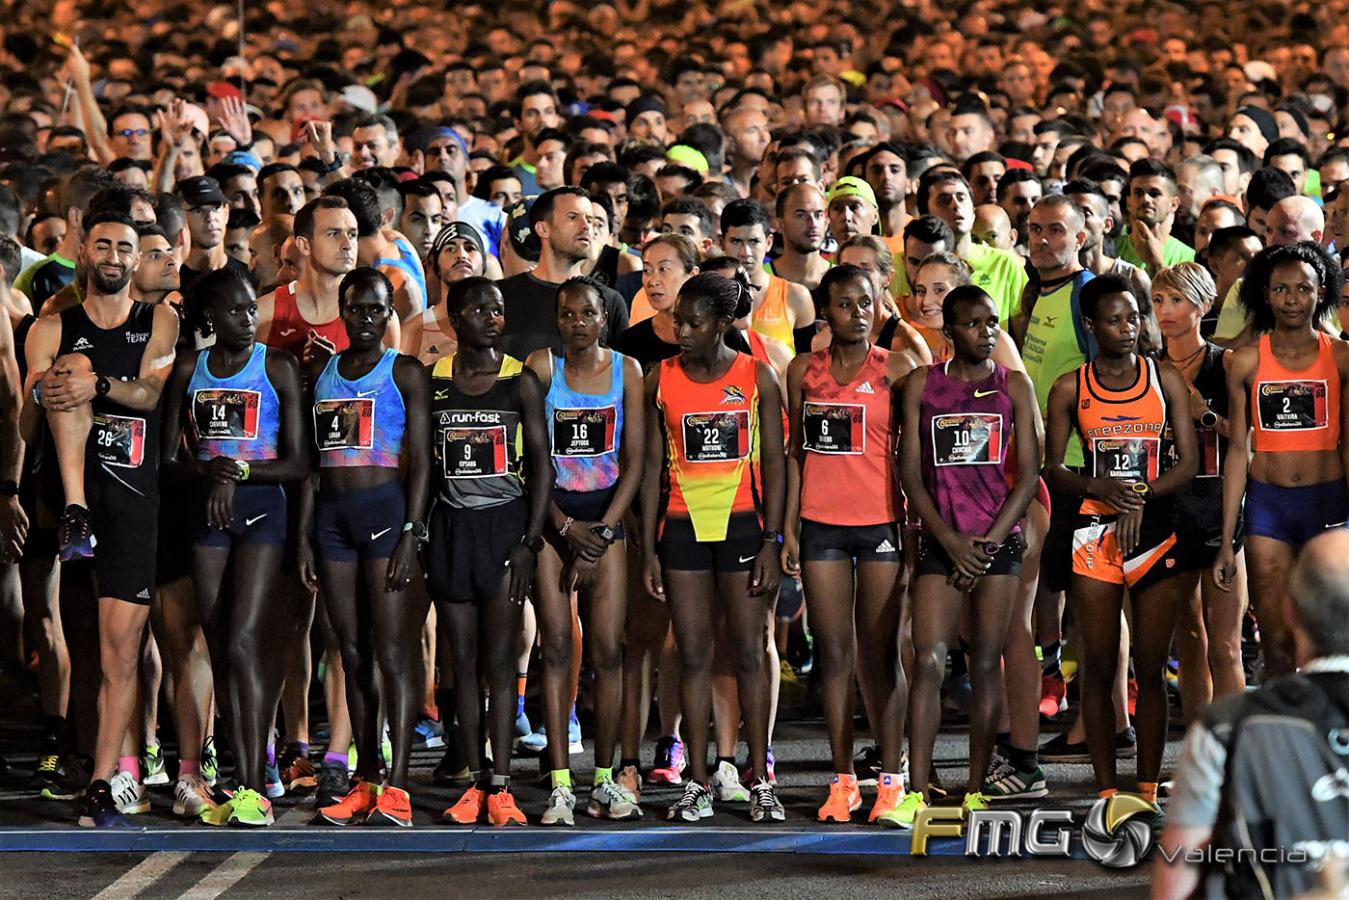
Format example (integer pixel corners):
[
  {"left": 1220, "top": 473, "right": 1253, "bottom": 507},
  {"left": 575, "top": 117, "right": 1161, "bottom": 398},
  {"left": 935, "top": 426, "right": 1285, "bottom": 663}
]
[
  {"left": 513, "top": 710, "right": 533, "bottom": 747},
  {"left": 367, "top": 785, "right": 412, "bottom": 827},
  {"left": 413, "top": 716, "right": 446, "bottom": 751},
  {"left": 868, "top": 773, "right": 905, "bottom": 823},
  {"left": 316, "top": 759, "right": 350, "bottom": 808},
  {"left": 615, "top": 765, "right": 642, "bottom": 804},
  {"left": 817, "top": 774, "right": 861, "bottom": 823},
  {"left": 201, "top": 736, "right": 219, "bottom": 786},
  {"left": 279, "top": 746, "right": 317, "bottom": 792},
  {"left": 318, "top": 780, "right": 379, "bottom": 826},
  {"left": 878, "top": 791, "right": 926, "bottom": 830},
  {"left": 264, "top": 760, "right": 284, "bottom": 800},
  {"left": 58, "top": 505, "right": 96, "bottom": 562},
  {"left": 853, "top": 745, "right": 881, "bottom": 787},
  {"left": 1127, "top": 677, "right": 1138, "bottom": 717},
  {"left": 1038, "top": 732, "right": 1090, "bottom": 764},
  {"left": 749, "top": 779, "right": 785, "bottom": 823},
  {"left": 200, "top": 798, "right": 234, "bottom": 827},
  {"left": 1039, "top": 672, "right": 1067, "bottom": 719},
  {"left": 567, "top": 711, "right": 583, "bottom": 754},
  {"left": 647, "top": 735, "right": 686, "bottom": 785},
  {"left": 40, "top": 761, "right": 87, "bottom": 801},
  {"left": 487, "top": 788, "right": 527, "bottom": 826},
  {"left": 588, "top": 780, "right": 642, "bottom": 820},
  {"left": 443, "top": 785, "right": 486, "bottom": 824},
  {"left": 143, "top": 743, "right": 169, "bottom": 787},
  {"left": 228, "top": 787, "right": 274, "bottom": 827},
  {"left": 739, "top": 745, "right": 777, "bottom": 786},
  {"left": 962, "top": 792, "right": 990, "bottom": 815},
  {"left": 78, "top": 780, "right": 128, "bottom": 828},
  {"left": 30, "top": 753, "right": 65, "bottom": 794},
  {"left": 1116, "top": 725, "right": 1137, "bottom": 758},
  {"left": 983, "top": 760, "right": 1049, "bottom": 800},
  {"left": 519, "top": 727, "right": 548, "bottom": 754},
  {"left": 432, "top": 748, "right": 474, "bottom": 787},
  {"left": 110, "top": 770, "right": 149, "bottom": 815},
  {"left": 711, "top": 759, "right": 749, "bottom": 802},
  {"left": 541, "top": 785, "right": 576, "bottom": 826},
  {"left": 173, "top": 773, "right": 218, "bottom": 818},
  {"left": 667, "top": 781, "right": 713, "bottom": 822}
]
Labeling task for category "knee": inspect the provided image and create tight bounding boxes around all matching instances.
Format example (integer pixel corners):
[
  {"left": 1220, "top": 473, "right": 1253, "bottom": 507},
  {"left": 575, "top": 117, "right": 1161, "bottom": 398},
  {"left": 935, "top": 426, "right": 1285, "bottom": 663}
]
[
  {"left": 539, "top": 629, "right": 571, "bottom": 669},
  {"left": 967, "top": 648, "right": 1002, "bottom": 682},
  {"left": 590, "top": 637, "right": 622, "bottom": 674},
  {"left": 731, "top": 639, "right": 763, "bottom": 677},
  {"left": 813, "top": 633, "right": 853, "bottom": 673},
  {"left": 913, "top": 644, "right": 947, "bottom": 683}
]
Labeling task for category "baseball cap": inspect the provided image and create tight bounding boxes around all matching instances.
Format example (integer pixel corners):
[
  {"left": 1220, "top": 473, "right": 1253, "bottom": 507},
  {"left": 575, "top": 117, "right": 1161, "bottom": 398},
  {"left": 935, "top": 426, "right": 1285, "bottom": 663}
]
[
  {"left": 177, "top": 175, "right": 228, "bottom": 209},
  {"left": 666, "top": 144, "right": 709, "bottom": 174},
  {"left": 340, "top": 85, "right": 379, "bottom": 115},
  {"left": 826, "top": 176, "right": 879, "bottom": 213}
]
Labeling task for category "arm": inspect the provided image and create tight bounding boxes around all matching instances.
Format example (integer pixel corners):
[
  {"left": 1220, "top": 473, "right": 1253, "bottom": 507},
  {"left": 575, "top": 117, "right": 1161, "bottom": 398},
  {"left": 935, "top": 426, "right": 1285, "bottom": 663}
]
[
  {"left": 1213, "top": 348, "right": 1255, "bottom": 591},
  {"left": 400, "top": 312, "right": 424, "bottom": 357},
  {"left": 787, "top": 282, "right": 816, "bottom": 353},
  {"left": 751, "top": 360, "right": 785, "bottom": 596},
  {"left": 984, "top": 371, "right": 1041, "bottom": 544},
  {"left": 255, "top": 289, "right": 278, "bottom": 345},
  {"left": 894, "top": 318, "right": 934, "bottom": 366},
  {"left": 20, "top": 315, "right": 61, "bottom": 444},
  {"left": 508, "top": 368, "right": 554, "bottom": 603},
  {"left": 46, "top": 304, "right": 179, "bottom": 412},
  {"left": 0, "top": 309, "right": 27, "bottom": 556},
  {"left": 639, "top": 368, "right": 666, "bottom": 600},
  {"left": 1146, "top": 362, "right": 1200, "bottom": 497},
  {"left": 62, "top": 45, "right": 114, "bottom": 165},
  {"left": 599, "top": 355, "right": 646, "bottom": 530},
  {"left": 780, "top": 355, "right": 808, "bottom": 576},
  {"left": 387, "top": 356, "right": 430, "bottom": 590},
  {"left": 158, "top": 351, "right": 200, "bottom": 482},
  {"left": 382, "top": 313, "right": 402, "bottom": 353}
]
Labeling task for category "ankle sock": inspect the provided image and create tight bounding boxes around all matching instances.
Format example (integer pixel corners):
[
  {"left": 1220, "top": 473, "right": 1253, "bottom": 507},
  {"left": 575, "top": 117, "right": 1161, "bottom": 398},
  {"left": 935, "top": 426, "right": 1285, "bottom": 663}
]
[
  {"left": 550, "top": 769, "right": 572, "bottom": 790},
  {"left": 593, "top": 766, "right": 613, "bottom": 785},
  {"left": 323, "top": 751, "right": 348, "bottom": 767},
  {"left": 40, "top": 715, "right": 65, "bottom": 755},
  {"left": 619, "top": 757, "right": 640, "bottom": 771},
  {"left": 266, "top": 742, "right": 276, "bottom": 767},
  {"left": 1006, "top": 745, "right": 1038, "bottom": 773},
  {"left": 515, "top": 674, "right": 528, "bottom": 716},
  {"left": 118, "top": 756, "right": 141, "bottom": 781},
  {"left": 1098, "top": 787, "right": 1118, "bottom": 799},
  {"left": 179, "top": 760, "right": 200, "bottom": 778},
  {"left": 715, "top": 755, "right": 735, "bottom": 770}
]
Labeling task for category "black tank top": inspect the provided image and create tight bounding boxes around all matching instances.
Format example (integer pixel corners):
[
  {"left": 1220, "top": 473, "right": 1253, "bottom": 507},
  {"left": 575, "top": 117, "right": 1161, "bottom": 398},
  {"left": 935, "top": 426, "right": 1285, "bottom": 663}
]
[
  {"left": 59, "top": 302, "right": 161, "bottom": 493},
  {"left": 1174, "top": 341, "right": 1229, "bottom": 526}
]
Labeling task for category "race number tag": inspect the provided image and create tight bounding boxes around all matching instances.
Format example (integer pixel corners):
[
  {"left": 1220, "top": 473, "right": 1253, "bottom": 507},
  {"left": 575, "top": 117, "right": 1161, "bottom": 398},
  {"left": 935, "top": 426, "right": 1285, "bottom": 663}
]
[
  {"left": 192, "top": 389, "right": 261, "bottom": 441},
  {"left": 442, "top": 425, "right": 508, "bottom": 479},
  {"left": 1256, "top": 380, "right": 1328, "bottom": 431},
  {"left": 1091, "top": 437, "right": 1160, "bottom": 481},
  {"left": 92, "top": 414, "right": 146, "bottom": 468},
  {"left": 314, "top": 398, "right": 374, "bottom": 452},
  {"left": 681, "top": 411, "right": 749, "bottom": 463},
  {"left": 802, "top": 402, "right": 865, "bottom": 454},
  {"left": 931, "top": 413, "right": 1004, "bottom": 466},
  {"left": 552, "top": 407, "right": 617, "bottom": 457}
]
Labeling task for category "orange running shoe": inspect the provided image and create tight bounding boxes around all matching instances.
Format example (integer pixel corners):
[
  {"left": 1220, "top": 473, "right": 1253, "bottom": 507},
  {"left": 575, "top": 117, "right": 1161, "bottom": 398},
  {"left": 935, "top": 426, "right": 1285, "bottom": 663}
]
[
  {"left": 317, "top": 780, "right": 379, "bottom": 826},
  {"left": 442, "top": 785, "right": 486, "bottom": 824},
  {"left": 487, "top": 788, "right": 527, "bottom": 826},
  {"left": 616, "top": 764, "right": 642, "bottom": 804},
  {"left": 869, "top": 773, "right": 905, "bottom": 823},
  {"left": 818, "top": 773, "right": 862, "bottom": 823},
  {"left": 367, "top": 785, "right": 413, "bottom": 827}
]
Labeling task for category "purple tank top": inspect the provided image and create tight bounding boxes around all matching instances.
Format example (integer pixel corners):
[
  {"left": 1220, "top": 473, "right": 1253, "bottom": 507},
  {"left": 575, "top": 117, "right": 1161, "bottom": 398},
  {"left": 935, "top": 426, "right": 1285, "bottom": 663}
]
[{"left": 918, "top": 361, "right": 1019, "bottom": 537}]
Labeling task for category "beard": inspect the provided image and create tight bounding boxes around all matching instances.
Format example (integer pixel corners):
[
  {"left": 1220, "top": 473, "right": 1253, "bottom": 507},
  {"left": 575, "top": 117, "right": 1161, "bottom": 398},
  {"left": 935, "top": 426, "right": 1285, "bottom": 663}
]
[{"left": 90, "top": 266, "right": 133, "bottom": 294}]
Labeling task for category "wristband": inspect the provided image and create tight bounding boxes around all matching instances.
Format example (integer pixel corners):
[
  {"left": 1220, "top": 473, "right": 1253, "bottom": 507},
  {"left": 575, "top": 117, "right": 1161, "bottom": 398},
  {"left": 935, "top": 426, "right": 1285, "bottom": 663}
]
[
  {"left": 95, "top": 374, "right": 111, "bottom": 397},
  {"left": 235, "top": 459, "right": 250, "bottom": 481},
  {"left": 559, "top": 516, "right": 574, "bottom": 536}
]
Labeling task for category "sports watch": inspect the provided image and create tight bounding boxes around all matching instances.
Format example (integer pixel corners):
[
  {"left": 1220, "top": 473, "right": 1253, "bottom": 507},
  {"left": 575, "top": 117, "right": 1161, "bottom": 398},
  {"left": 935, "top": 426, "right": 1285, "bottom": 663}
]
[
  {"left": 762, "top": 529, "right": 784, "bottom": 545},
  {"left": 592, "top": 523, "right": 617, "bottom": 544},
  {"left": 403, "top": 520, "right": 429, "bottom": 543},
  {"left": 521, "top": 533, "right": 545, "bottom": 553}
]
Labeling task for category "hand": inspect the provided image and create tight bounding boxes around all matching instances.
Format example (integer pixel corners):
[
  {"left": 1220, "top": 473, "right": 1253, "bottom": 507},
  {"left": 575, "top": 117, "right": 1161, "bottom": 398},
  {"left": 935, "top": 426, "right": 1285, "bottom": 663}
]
[
  {"left": 298, "top": 539, "right": 319, "bottom": 591},
  {"left": 211, "top": 95, "right": 252, "bottom": 147},
  {"left": 563, "top": 554, "right": 598, "bottom": 592},
  {"left": 780, "top": 531, "right": 800, "bottom": 578},
  {"left": 1131, "top": 218, "right": 1166, "bottom": 273},
  {"left": 303, "top": 120, "right": 336, "bottom": 164},
  {"left": 156, "top": 98, "right": 190, "bottom": 146},
  {"left": 1115, "top": 506, "right": 1144, "bottom": 556},
  {"left": 206, "top": 479, "right": 236, "bottom": 531},
  {"left": 1211, "top": 544, "right": 1236, "bottom": 592},
  {"left": 1186, "top": 386, "right": 1211, "bottom": 423},
  {"left": 939, "top": 533, "right": 994, "bottom": 582},
  {"left": 41, "top": 367, "right": 97, "bottom": 410},
  {"left": 385, "top": 532, "right": 420, "bottom": 592},
  {"left": 303, "top": 331, "right": 337, "bottom": 370},
  {"left": 1091, "top": 477, "right": 1146, "bottom": 511},
  {"left": 61, "top": 43, "right": 90, "bottom": 84},
  {"left": 643, "top": 553, "right": 665, "bottom": 602},
  {"left": 749, "top": 541, "right": 782, "bottom": 597},
  {"left": 0, "top": 495, "right": 29, "bottom": 561},
  {"left": 203, "top": 456, "right": 244, "bottom": 484},
  {"left": 562, "top": 519, "right": 607, "bottom": 559},
  {"left": 506, "top": 544, "right": 534, "bottom": 604}
]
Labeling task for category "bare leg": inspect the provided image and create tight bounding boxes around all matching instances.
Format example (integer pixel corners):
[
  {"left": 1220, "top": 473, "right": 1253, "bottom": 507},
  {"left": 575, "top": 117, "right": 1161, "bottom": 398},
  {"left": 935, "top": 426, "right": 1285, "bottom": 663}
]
[{"left": 92, "top": 598, "right": 152, "bottom": 781}]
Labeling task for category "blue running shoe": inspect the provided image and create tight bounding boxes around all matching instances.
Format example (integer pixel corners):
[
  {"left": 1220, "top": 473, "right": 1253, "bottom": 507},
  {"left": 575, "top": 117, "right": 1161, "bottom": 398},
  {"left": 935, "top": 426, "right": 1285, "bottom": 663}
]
[
  {"left": 58, "top": 505, "right": 96, "bottom": 563},
  {"left": 78, "top": 780, "right": 129, "bottom": 828},
  {"left": 567, "top": 710, "right": 583, "bottom": 754},
  {"left": 264, "top": 760, "right": 284, "bottom": 799},
  {"left": 414, "top": 716, "right": 445, "bottom": 750}
]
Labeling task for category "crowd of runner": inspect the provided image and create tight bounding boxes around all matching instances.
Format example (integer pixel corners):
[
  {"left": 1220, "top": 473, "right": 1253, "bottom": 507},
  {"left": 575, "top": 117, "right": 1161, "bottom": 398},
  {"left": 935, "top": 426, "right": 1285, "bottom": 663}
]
[{"left": 0, "top": 3, "right": 1345, "bottom": 882}]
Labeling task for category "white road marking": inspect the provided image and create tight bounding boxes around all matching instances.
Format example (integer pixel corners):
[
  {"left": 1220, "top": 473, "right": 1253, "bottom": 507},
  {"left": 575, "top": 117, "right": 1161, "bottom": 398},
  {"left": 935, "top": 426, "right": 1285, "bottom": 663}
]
[
  {"left": 92, "top": 851, "right": 191, "bottom": 900},
  {"left": 179, "top": 852, "right": 270, "bottom": 900}
]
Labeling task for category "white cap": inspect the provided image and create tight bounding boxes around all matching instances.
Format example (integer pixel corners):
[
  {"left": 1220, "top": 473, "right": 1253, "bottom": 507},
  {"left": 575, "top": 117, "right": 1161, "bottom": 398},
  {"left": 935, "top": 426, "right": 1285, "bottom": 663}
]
[{"left": 340, "top": 85, "right": 378, "bottom": 115}]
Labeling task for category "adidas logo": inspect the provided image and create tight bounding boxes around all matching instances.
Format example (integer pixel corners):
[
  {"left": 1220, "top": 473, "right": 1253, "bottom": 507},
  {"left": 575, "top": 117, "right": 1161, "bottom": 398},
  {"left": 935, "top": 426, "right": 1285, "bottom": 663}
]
[
  {"left": 856, "top": 381, "right": 874, "bottom": 394},
  {"left": 875, "top": 539, "right": 896, "bottom": 553},
  {"left": 136, "top": 589, "right": 151, "bottom": 600},
  {"left": 72, "top": 337, "right": 94, "bottom": 351}
]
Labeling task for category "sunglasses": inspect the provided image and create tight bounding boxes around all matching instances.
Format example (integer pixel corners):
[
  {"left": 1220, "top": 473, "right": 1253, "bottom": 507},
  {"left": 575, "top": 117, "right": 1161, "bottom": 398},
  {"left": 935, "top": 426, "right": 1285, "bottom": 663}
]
[{"left": 118, "top": 128, "right": 149, "bottom": 138}]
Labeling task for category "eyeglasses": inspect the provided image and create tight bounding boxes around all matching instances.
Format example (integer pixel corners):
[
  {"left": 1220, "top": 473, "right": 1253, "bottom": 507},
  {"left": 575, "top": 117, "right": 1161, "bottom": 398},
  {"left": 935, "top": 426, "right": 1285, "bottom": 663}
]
[{"left": 118, "top": 128, "right": 149, "bottom": 138}]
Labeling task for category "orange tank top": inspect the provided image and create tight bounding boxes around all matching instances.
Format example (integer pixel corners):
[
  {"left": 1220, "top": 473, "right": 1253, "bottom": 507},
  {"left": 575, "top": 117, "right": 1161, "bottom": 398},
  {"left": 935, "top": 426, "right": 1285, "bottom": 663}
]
[
  {"left": 1250, "top": 332, "right": 1341, "bottom": 454},
  {"left": 751, "top": 275, "right": 796, "bottom": 351},
  {"left": 1076, "top": 356, "right": 1171, "bottom": 516},
  {"left": 656, "top": 352, "right": 763, "bottom": 541}
]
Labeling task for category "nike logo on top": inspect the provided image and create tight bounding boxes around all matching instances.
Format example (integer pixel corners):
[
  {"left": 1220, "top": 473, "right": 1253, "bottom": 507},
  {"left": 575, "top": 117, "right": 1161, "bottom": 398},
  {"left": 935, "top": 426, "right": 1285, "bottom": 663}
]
[
  {"left": 974, "top": 389, "right": 999, "bottom": 398},
  {"left": 738, "top": 555, "right": 757, "bottom": 563},
  {"left": 357, "top": 389, "right": 378, "bottom": 398},
  {"left": 72, "top": 337, "right": 94, "bottom": 351},
  {"left": 279, "top": 328, "right": 298, "bottom": 337},
  {"left": 245, "top": 514, "right": 268, "bottom": 527},
  {"left": 856, "top": 381, "right": 874, "bottom": 394},
  {"left": 370, "top": 527, "right": 392, "bottom": 541}
]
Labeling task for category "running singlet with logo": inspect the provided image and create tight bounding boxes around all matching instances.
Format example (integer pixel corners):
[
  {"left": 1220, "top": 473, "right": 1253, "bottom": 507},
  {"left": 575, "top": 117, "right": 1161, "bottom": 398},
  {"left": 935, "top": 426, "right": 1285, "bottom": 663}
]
[
  {"left": 1075, "top": 356, "right": 1171, "bottom": 516},
  {"left": 656, "top": 352, "right": 762, "bottom": 542},
  {"left": 264, "top": 281, "right": 348, "bottom": 363},
  {"left": 1023, "top": 270, "right": 1094, "bottom": 467},
  {"left": 545, "top": 351, "right": 625, "bottom": 493},
  {"left": 408, "top": 308, "right": 455, "bottom": 366},
  {"left": 430, "top": 354, "right": 526, "bottom": 510},
  {"left": 799, "top": 346, "right": 899, "bottom": 526},
  {"left": 313, "top": 348, "right": 405, "bottom": 468},
  {"left": 187, "top": 343, "right": 281, "bottom": 462},
  {"left": 1250, "top": 332, "right": 1341, "bottom": 454},
  {"left": 918, "top": 361, "right": 1017, "bottom": 537},
  {"left": 59, "top": 302, "right": 160, "bottom": 493},
  {"left": 751, "top": 275, "right": 795, "bottom": 352},
  {"left": 964, "top": 242, "right": 1029, "bottom": 323}
]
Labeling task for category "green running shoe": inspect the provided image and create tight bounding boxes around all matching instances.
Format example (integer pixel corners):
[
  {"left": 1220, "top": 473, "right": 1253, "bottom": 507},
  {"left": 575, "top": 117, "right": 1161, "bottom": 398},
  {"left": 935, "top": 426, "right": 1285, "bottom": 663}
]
[
  {"left": 201, "top": 736, "right": 219, "bottom": 786},
  {"left": 878, "top": 791, "right": 925, "bottom": 829},
  {"left": 962, "top": 791, "right": 990, "bottom": 815},
  {"left": 229, "top": 787, "right": 275, "bottom": 826},
  {"left": 143, "top": 743, "right": 169, "bottom": 787},
  {"left": 200, "top": 798, "right": 234, "bottom": 827}
]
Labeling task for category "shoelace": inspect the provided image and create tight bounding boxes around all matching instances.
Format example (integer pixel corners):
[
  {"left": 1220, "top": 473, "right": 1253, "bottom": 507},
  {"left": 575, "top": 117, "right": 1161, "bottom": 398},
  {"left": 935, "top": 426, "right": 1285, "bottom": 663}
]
[
  {"left": 676, "top": 782, "right": 705, "bottom": 808},
  {"left": 61, "top": 510, "right": 89, "bottom": 546},
  {"left": 37, "top": 756, "right": 59, "bottom": 773},
  {"left": 751, "top": 782, "right": 778, "bottom": 811}
]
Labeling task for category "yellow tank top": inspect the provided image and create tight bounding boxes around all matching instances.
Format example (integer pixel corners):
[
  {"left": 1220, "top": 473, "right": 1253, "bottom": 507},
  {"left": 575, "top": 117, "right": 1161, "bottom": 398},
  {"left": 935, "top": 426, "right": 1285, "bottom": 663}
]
[{"left": 751, "top": 275, "right": 796, "bottom": 351}]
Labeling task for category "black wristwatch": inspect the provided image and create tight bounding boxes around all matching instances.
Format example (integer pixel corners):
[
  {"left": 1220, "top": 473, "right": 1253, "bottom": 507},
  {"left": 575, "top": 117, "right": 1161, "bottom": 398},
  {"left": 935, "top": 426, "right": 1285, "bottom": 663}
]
[
  {"left": 592, "top": 523, "right": 617, "bottom": 544},
  {"left": 762, "top": 529, "right": 784, "bottom": 545},
  {"left": 95, "top": 375, "right": 111, "bottom": 397},
  {"left": 1199, "top": 410, "right": 1218, "bottom": 428},
  {"left": 403, "top": 520, "right": 429, "bottom": 544},
  {"left": 521, "top": 533, "right": 544, "bottom": 554},
  {"left": 0, "top": 480, "right": 18, "bottom": 497},
  {"left": 320, "top": 152, "right": 349, "bottom": 173}
]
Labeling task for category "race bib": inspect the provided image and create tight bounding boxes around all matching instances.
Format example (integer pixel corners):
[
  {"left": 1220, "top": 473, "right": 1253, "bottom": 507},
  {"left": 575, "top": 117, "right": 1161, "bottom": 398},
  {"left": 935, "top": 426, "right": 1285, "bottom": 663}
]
[
  {"left": 681, "top": 411, "right": 749, "bottom": 463},
  {"left": 192, "top": 389, "right": 260, "bottom": 441},
  {"left": 931, "top": 413, "right": 1004, "bottom": 466},
  {"left": 92, "top": 414, "right": 146, "bottom": 468},
  {"left": 442, "top": 425, "right": 508, "bottom": 479},
  {"left": 803, "top": 402, "right": 865, "bottom": 454},
  {"left": 1256, "top": 380, "right": 1328, "bottom": 431},
  {"left": 314, "top": 398, "right": 374, "bottom": 452},
  {"left": 552, "top": 407, "right": 617, "bottom": 458},
  {"left": 1091, "top": 436, "right": 1160, "bottom": 482}
]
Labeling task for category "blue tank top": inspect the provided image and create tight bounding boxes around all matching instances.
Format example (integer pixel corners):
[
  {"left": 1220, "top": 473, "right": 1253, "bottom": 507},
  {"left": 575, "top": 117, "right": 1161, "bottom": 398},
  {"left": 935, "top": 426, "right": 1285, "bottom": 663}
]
[
  {"left": 313, "top": 348, "right": 405, "bottom": 468},
  {"left": 379, "top": 237, "right": 428, "bottom": 306},
  {"left": 188, "top": 343, "right": 282, "bottom": 462},
  {"left": 544, "top": 350, "right": 625, "bottom": 492}
]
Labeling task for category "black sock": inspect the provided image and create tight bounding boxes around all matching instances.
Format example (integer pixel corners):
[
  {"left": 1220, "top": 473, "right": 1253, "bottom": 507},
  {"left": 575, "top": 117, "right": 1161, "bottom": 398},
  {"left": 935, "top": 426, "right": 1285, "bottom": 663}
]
[
  {"left": 1007, "top": 745, "right": 1038, "bottom": 772},
  {"left": 620, "top": 757, "right": 640, "bottom": 771},
  {"left": 40, "top": 715, "right": 64, "bottom": 755},
  {"left": 715, "top": 756, "right": 735, "bottom": 769},
  {"left": 1041, "top": 640, "right": 1062, "bottom": 677},
  {"left": 995, "top": 731, "right": 1011, "bottom": 752}
]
